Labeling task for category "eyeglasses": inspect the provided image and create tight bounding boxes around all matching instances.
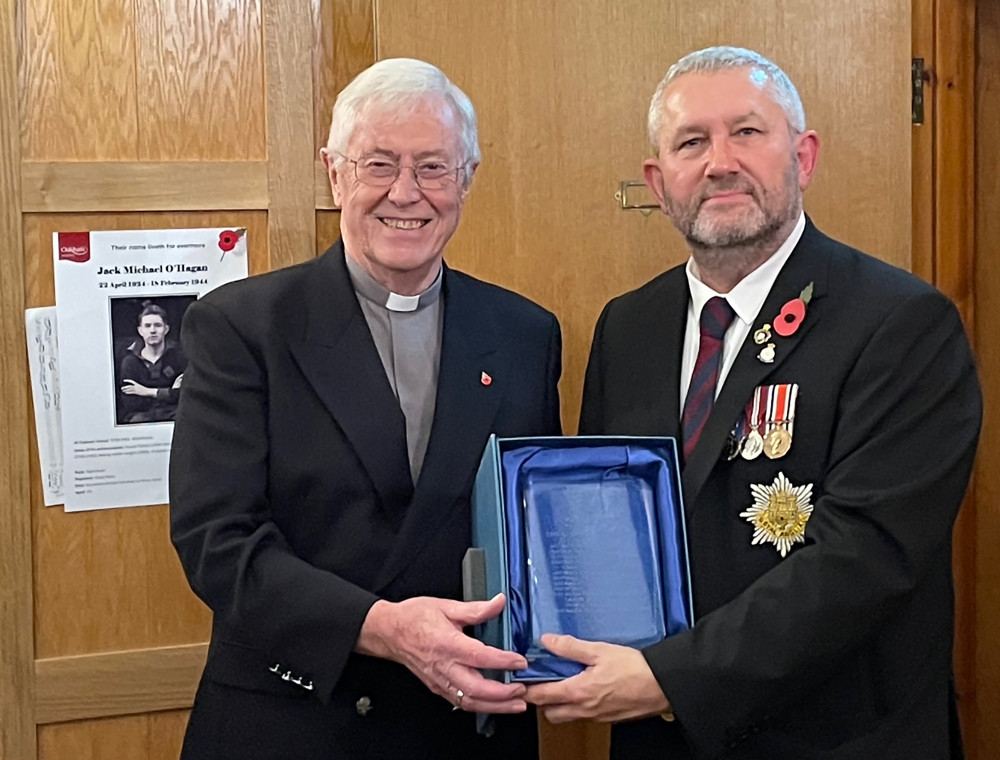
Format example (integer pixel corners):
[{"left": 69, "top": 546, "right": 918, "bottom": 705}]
[{"left": 337, "top": 153, "right": 465, "bottom": 190}]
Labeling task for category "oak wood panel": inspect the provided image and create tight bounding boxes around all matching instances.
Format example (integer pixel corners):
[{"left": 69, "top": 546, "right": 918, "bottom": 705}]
[
  {"left": 22, "top": 161, "right": 269, "bottom": 212},
  {"left": 1, "top": 3, "right": 36, "bottom": 760},
  {"left": 974, "top": 2, "right": 1000, "bottom": 755},
  {"left": 934, "top": 2, "right": 978, "bottom": 749},
  {"left": 135, "top": 0, "right": 265, "bottom": 161},
  {"left": 35, "top": 644, "right": 208, "bottom": 724},
  {"left": 313, "top": 0, "right": 376, "bottom": 156},
  {"left": 37, "top": 709, "right": 190, "bottom": 760},
  {"left": 375, "top": 0, "right": 910, "bottom": 441},
  {"left": 317, "top": 210, "right": 342, "bottom": 255},
  {"left": 264, "top": 0, "right": 316, "bottom": 269},
  {"left": 20, "top": 0, "right": 138, "bottom": 160},
  {"left": 25, "top": 212, "right": 266, "bottom": 663}
]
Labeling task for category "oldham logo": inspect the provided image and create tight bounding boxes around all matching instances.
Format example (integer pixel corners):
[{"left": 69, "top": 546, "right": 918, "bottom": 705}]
[{"left": 58, "top": 231, "right": 91, "bottom": 263}]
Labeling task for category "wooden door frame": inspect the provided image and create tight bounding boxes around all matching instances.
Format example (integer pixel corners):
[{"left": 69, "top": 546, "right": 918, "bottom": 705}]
[
  {"left": 0, "top": 1, "right": 983, "bottom": 758},
  {"left": 1, "top": 1, "right": 36, "bottom": 758},
  {"left": 913, "top": 0, "right": 978, "bottom": 752}
]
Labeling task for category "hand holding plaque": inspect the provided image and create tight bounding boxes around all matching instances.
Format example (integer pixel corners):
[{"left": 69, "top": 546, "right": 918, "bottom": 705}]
[
  {"left": 356, "top": 593, "right": 530, "bottom": 713},
  {"left": 524, "top": 633, "right": 671, "bottom": 723}
]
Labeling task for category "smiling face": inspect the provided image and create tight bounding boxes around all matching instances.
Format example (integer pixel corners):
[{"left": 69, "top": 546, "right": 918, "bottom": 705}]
[
  {"left": 323, "top": 98, "right": 474, "bottom": 295},
  {"left": 137, "top": 314, "right": 168, "bottom": 347},
  {"left": 643, "top": 67, "right": 818, "bottom": 256}
]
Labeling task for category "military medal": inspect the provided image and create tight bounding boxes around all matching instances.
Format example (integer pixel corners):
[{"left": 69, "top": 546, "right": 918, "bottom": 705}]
[
  {"left": 762, "top": 384, "right": 798, "bottom": 460},
  {"left": 739, "top": 472, "right": 814, "bottom": 557},
  {"left": 741, "top": 387, "right": 766, "bottom": 460},
  {"left": 763, "top": 425, "right": 792, "bottom": 459},
  {"left": 725, "top": 418, "right": 745, "bottom": 461}
]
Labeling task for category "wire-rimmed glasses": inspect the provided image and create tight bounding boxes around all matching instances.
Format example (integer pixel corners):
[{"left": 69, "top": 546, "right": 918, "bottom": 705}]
[{"left": 336, "top": 153, "right": 466, "bottom": 190}]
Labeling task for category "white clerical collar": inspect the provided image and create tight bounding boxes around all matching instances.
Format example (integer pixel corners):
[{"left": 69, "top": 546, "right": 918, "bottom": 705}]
[
  {"left": 685, "top": 211, "right": 806, "bottom": 327},
  {"left": 344, "top": 250, "right": 443, "bottom": 312},
  {"left": 385, "top": 292, "right": 421, "bottom": 312}
]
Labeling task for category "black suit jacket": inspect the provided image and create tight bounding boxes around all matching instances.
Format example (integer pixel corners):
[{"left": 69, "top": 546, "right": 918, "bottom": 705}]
[
  {"left": 169, "top": 241, "right": 561, "bottom": 760},
  {"left": 580, "top": 221, "right": 981, "bottom": 759}
]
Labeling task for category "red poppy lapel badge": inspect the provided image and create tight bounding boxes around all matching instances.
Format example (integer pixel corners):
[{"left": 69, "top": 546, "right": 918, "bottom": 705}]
[{"left": 754, "top": 282, "right": 814, "bottom": 364}]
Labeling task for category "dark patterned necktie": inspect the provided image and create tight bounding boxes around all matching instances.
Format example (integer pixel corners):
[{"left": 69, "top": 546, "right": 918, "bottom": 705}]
[{"left": 681, "top": 296, "right": 736, "bottom": 461}]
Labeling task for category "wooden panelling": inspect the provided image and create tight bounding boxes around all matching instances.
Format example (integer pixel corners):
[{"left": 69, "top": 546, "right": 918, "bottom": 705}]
[
  {"left": 935, "top": 0, "right": 976, "bottom": 320},
  {"left": 374, "top": 0, "right": 911, "bottom": 440},
  {"left": 20, "top": 0, "right": 138, "bottom": 160},
  {"left": 1, "top": 4, "right": 36, "bottom": 760},
  {"left": 22, "top": 161, "right": 269, "bottom": 212},
  {"left": 317, "top": 210, "right": 341, "bottom": 255},
  {"left": 974, "top": 2, "right": 1000, "bottom": 756},
  {"left": 135, "top": 0, "right": 265, "bottom": 161},
  {"left": 264, "top": 0, "right": 316, "bottom": 269},
  {"left": 312, "top": 0, "right": 376, "bottom": 156},
  {"left": 35, "top": 644, "right": 207, "bottom": 724},
  {"left": 25, "top": 212, "right": 266, "bottom": 663},
  {"left": 912, "top": 0, "right": 934, "bottom": 284},
  {"left": 37, "top": 709, "right": 190, "bottom": 760}
]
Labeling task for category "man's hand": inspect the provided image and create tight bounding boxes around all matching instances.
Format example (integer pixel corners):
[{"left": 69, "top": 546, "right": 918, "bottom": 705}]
[
  {"left": 121, "top": 379, "right": 157, "bottom": 397},
  {"left": 524, "top": 634, "right": 670, "bottom": 723},
  {"left": 356, "top": 593, "right": 529, "bottom": 714}
]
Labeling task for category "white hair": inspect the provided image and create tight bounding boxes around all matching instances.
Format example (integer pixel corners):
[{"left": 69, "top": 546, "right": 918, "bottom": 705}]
[
  {"left": 647, "top": 46, "right": 806, "bottom": 149},
  {"left": 326, "top": 58, "right": 480, "bottom": 172}
]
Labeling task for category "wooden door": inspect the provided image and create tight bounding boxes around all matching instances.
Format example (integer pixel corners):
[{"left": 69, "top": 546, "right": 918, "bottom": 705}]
[{"left": 373, "top": 2, "right": 910, "bottom": 758}]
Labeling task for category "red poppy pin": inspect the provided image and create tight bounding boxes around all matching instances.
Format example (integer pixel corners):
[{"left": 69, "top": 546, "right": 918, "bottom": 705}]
[
  {"left": 218, "top": 228, "right": 246, "bottom": 260},
  {"left": 773, "top": 282, "right": 814, "bottom": 337}
]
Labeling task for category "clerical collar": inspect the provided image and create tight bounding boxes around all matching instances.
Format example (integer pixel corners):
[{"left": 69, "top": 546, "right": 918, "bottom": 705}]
[{"left": 344, "top": 251, "right": 443, "bottom": 312}]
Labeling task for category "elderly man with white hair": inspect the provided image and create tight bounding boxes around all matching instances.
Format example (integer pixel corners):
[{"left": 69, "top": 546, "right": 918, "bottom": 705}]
[{"left": 169, "top": 58, "right": 561, "bottom": 760}]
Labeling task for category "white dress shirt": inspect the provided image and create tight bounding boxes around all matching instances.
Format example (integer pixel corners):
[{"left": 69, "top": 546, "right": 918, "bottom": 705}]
[{"left": 679, "top": 212, "right": 806, "bottom": 410}]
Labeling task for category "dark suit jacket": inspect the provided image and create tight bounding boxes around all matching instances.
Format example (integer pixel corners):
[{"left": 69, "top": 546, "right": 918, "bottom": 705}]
[
  {"left": 580, "top": 220, "right": 981, "bottom": 759},
  {"left": 169, "top": 241, "right": 562, "bottom": 760}
]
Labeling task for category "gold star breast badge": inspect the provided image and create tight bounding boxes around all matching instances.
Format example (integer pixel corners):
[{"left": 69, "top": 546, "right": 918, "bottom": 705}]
[{"left": 739, "top": 472, "right": 814, "bottom": 557}]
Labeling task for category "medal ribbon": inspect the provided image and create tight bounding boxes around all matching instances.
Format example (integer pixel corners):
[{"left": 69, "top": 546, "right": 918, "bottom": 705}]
[
  {"left": 748, "top": 385, "right": 767, "bottom": 434},
  {"left": 765, "top": 383, "right": 798, "bottom": 435}
]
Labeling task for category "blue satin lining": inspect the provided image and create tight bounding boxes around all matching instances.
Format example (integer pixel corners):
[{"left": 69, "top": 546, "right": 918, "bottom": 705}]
[{"left": 500, "top": 444, "right": 689, "bottom": 680}]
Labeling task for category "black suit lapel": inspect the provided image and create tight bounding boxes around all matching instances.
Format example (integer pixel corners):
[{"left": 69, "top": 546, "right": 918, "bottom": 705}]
[
  {"left": 287, "top": 242, "right": 414, "bottom": 513},
  {"left": 374, "top": 268, "right": 506, "bottom": 591},
  {"left": 682, "top": 221, "right": 833, "bottom": 504},
  {"left": 645, "top": 269, "right": 688, "bottom": 439}
]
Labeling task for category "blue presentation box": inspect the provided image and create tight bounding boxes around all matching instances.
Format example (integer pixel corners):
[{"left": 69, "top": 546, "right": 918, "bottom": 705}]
[{"left": 468, "top": 435, "right": 693, "bottom": 684}]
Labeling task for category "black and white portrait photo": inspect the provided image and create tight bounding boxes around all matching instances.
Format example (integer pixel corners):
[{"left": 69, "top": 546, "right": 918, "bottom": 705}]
[{"left": 110, "top": 295, "right": 196, "bottom": 425}]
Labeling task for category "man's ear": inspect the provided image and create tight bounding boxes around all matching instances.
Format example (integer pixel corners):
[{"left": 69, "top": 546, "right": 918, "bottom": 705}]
[
  {"left": 321, "top": 148, "right": 344, "bottom": 207},
  {"left": 794, "top": 130, "right": 820, "bottom": 191},
  {"left": 460, "top": 161, "right": 479, "bottom": 200},
  {"left": 642, "top": 159, "right": 671, "bottom": 214}
]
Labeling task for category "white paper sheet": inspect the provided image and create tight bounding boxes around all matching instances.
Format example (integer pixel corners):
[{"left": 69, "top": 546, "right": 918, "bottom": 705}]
[
  {"left": 25, "top": 306, "right": 64, "bottom": 506},
  {"left": 53, "top": 227, "right": 249, "bottom": 511}
]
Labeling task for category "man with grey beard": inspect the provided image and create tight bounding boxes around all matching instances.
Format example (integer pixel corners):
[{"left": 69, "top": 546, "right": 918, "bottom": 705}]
[{"left": 525, "top": 46, "right": 980, "bottom": 759}]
